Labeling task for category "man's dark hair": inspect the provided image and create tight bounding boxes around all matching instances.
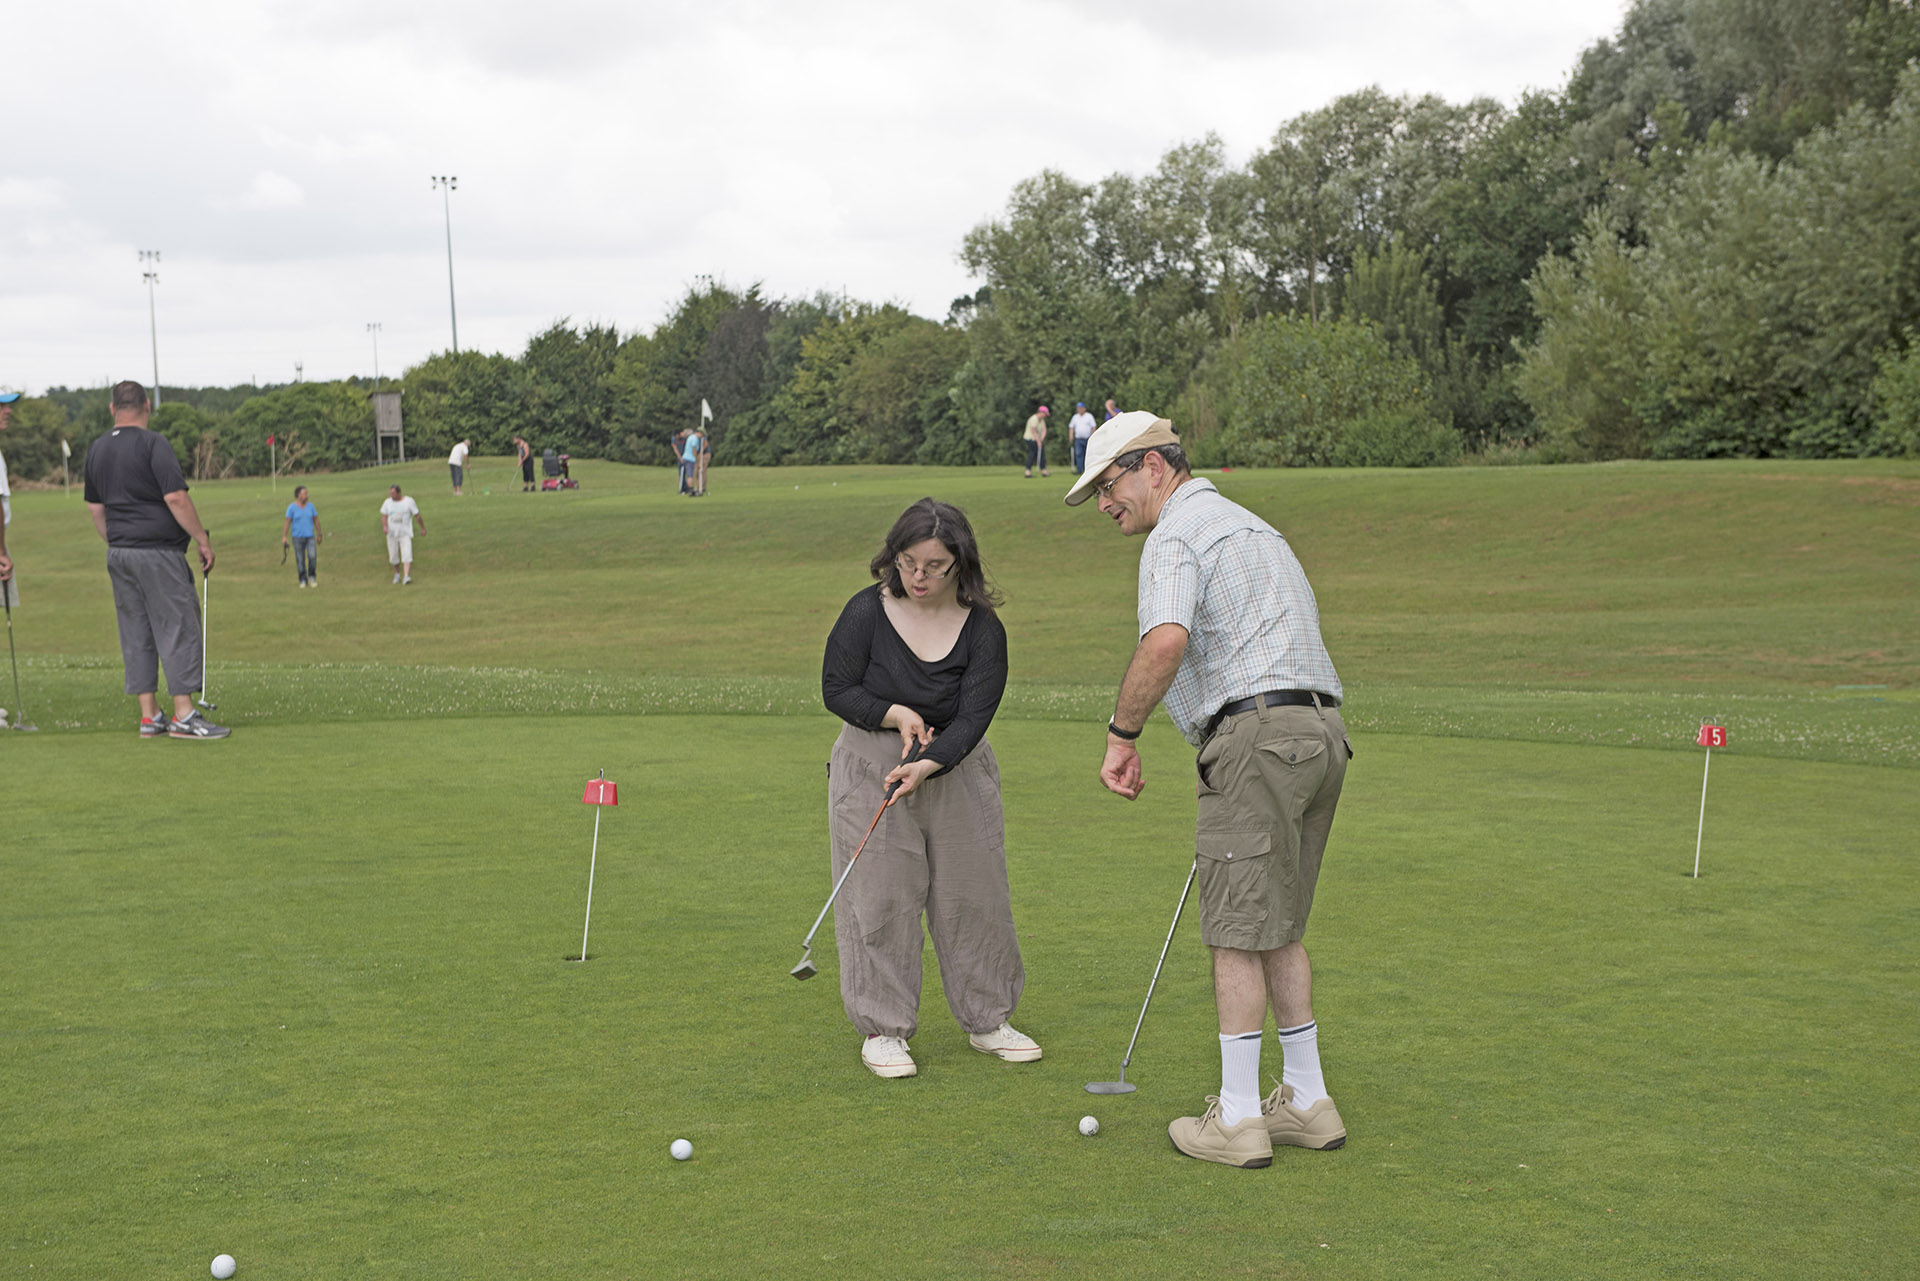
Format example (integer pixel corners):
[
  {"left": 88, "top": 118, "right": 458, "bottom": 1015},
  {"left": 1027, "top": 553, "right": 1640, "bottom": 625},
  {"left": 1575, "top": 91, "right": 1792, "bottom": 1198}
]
[
  {"left": 110, "top": 381, "right": 149, "bottom": 412},
  {"left": 869, "top": 497, "right": 1002, "bottom": 611},
  {"left": 1114, "top": 443, "right": 1190, "bottom": 475}
]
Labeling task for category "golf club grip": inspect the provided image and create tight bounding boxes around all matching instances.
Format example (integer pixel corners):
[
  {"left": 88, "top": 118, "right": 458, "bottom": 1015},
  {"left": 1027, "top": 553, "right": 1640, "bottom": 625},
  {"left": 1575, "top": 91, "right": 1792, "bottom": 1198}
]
[{"left": 882, "top": 740, "right": 933, "bottom": 800}]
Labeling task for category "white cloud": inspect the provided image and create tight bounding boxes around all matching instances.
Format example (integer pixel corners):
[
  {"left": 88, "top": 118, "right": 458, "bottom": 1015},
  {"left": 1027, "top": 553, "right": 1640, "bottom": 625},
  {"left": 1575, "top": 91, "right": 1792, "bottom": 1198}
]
[
  {"left": 0, "top": 0, "right": 1633, "bottom": 391},
  {"left": 236, "top": 170, "right": 308, "bottom": 211}
]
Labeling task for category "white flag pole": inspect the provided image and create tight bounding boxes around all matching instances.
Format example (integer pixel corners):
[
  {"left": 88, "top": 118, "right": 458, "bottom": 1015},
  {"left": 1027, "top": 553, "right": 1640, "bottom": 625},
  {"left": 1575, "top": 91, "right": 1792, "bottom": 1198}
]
[
  {"left": 577, "top": 769, "right": 606, "bottom": 961},
  {"left": 1692, "top": 747, "right": 1711, "bottom": 879}
]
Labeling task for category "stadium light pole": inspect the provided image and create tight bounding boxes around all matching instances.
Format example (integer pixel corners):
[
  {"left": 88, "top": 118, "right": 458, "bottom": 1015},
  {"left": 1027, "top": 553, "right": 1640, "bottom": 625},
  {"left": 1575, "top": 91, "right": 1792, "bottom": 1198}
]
[
  {"left": 367, "top": 322, "right": 383, "bottom": 389},
  {"left": 139, "top": 249, "right": 162, "bottom": 406},
  {"left": 430, "top": 176, "right": 459, "bottom": 354}
]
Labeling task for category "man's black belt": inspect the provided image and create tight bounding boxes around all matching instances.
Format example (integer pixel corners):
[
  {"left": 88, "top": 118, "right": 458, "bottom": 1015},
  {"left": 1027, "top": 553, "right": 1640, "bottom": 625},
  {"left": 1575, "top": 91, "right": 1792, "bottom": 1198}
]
[{"left": 1205, "top": 690, "right": 1338, "bottom": 740}]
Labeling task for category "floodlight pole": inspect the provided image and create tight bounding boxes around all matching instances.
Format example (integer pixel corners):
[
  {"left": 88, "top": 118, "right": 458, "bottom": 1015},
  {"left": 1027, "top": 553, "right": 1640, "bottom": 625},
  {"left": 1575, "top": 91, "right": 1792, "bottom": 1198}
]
[
  {"left": 431, "top": 176, "right": 459, "bottom": 354},
  {"left": 139, "top": 250, "right": 162, "bottom": 406},
  {"left": 367, "top": 322, "right": 383, "bottom": 390}
]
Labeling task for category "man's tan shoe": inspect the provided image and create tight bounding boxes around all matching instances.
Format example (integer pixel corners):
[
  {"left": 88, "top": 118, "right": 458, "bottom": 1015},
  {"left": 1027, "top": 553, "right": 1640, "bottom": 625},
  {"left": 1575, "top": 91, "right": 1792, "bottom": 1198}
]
[
  {"left": 1261, "top": 1082, "right": 1347, "bottom": 1150},
  {"left": 1168, "top": 1097, "right": 1274, "bottom": 1168}
]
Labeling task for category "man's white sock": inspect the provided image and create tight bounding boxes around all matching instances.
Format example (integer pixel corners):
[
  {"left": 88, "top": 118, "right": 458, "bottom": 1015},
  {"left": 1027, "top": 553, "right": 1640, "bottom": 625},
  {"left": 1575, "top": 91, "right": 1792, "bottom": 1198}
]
[
  {"left": 1278, "top": 1021, "right": 1327, "bottom": 1108},
  {"left": 1218, "top": 1031, "right": 1264, "bottom": 1126}
]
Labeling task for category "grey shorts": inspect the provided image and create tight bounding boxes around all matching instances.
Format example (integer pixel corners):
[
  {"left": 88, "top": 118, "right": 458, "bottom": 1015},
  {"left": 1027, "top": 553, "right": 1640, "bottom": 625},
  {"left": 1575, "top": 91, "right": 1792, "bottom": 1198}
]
[{"left": 1193, "top": 699, "right": 1349, "bottom": 951}]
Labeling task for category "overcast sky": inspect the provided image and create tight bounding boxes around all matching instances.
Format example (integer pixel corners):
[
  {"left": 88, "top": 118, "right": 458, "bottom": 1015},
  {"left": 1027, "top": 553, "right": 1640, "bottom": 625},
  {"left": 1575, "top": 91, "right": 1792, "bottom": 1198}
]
[{"left": 2, "top": 0, "right": 1630, "bottom": 393}]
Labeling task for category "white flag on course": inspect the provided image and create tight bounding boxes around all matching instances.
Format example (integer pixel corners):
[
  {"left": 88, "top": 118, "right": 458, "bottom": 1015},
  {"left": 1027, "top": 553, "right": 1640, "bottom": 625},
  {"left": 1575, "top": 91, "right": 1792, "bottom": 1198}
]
[
  {"left": 60, "top": 439, "right": 71, "bottom": 458},
  {"left": 700, "top": 399, "right": 713, "bottom": 423}
]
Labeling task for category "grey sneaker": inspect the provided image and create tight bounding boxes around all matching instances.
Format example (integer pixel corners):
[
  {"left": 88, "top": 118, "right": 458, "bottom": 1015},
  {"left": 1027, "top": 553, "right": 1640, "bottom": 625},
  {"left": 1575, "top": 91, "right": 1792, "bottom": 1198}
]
[
  {"left": 1168, "top": 1097, "right": 1274, "bottom": 1168},
  {"left": 168, "top": 711, "right": 231, "bottom": 740},
  {"left": 140, "top": 713, "right": 172, "bottom": 739}
]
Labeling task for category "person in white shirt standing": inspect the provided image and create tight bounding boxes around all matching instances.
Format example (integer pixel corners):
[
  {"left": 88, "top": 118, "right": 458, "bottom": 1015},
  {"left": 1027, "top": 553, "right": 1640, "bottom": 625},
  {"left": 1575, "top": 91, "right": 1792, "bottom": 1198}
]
[
  {"left": 0, "top": 391, "right": 18, "bottom": 609},
  {"left": 1067, "top": 402, "right": 1098, "bottom": 474},
  {"left": 378, "top": 483, "right": 424, "bottom": 585},
  {"left": 448, "top": 439, "right": 471, "bottom": 495}
]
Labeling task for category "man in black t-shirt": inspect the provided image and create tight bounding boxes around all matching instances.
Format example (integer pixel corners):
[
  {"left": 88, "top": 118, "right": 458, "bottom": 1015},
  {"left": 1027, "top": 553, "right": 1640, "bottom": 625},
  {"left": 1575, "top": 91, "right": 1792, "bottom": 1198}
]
[{"left": 82, "top": 381, "right": 229, "bottom": 739}]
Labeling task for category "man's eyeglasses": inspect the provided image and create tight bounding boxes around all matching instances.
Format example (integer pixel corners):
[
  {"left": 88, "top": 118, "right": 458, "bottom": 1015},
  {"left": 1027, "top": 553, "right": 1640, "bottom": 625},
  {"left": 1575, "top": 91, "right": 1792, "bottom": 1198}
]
[
  {"left": 896, "top": 555, "right": 954, "bottom": 581},
  {"left": 1093, "top": 456, "right": 1145, "bottom": 502}
]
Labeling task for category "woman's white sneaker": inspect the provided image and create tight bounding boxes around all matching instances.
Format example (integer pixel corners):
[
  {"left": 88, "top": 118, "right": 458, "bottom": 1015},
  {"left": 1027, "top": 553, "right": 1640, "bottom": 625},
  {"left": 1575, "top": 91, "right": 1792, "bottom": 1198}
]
[
  {"left": 861, "top": 1035, "right": 917, "bottom": 1078},
  {"left": 968, "top": 1022, "right": 1042, "bottom": 1062}
]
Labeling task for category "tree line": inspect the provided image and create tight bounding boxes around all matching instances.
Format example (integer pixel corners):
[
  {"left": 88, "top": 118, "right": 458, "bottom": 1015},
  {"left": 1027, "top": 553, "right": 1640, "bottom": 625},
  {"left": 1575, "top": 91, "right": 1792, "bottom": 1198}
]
[{"left": 8, "top": 0, "right": 1917, "bottom": 482}]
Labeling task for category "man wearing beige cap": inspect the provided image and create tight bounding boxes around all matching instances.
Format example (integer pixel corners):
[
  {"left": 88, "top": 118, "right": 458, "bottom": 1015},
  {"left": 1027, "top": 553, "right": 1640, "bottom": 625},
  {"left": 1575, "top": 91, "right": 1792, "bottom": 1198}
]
[{"left": 1066, "top": 411, "right": 1351, "bottom": 1169}]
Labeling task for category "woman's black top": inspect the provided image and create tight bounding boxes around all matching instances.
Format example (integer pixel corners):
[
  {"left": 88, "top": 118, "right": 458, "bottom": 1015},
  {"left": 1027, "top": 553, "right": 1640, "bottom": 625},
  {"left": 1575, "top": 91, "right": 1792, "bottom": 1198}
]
[{"left": 821, "top": 585, "right": 1008, "bottom": 775}]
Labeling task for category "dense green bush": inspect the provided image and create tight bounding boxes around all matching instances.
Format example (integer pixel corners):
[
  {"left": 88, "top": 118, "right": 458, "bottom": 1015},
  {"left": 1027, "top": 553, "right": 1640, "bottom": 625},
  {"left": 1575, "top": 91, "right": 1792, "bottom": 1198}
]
[{"left": 1204, "top": 315, "right": 1453, "bottom": 467}]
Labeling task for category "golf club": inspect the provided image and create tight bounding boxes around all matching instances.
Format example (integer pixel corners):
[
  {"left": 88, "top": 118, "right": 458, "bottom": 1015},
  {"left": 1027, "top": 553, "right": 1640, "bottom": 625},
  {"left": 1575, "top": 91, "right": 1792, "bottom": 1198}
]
[
  {"left": 280, "top": 541, "right": 288, "bottom": 566},
  {"left": 790, "top": 745, "right": 926, "bottom": 980},
  {"left": 3, "top": 579, "right": 39, "bottom": 732},
  {"left": 1086, "top": 858, "right": 1197, "bottom": 1095},
  {"left": 196, "top": 550, "right": 216, "bottom": 712}
]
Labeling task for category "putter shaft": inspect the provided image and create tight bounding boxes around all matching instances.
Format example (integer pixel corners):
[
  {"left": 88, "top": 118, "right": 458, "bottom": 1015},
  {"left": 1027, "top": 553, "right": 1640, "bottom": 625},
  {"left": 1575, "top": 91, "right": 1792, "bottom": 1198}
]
[{"left": 791, "top": 747, "right": 923, "bottom": 979}]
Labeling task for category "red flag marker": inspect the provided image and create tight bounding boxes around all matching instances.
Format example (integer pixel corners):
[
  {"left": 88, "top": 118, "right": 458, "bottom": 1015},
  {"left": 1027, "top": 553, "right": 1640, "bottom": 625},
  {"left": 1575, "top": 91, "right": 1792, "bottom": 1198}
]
[{"left": 1692, "top": 724, "right": 1727, "bottom": 878}]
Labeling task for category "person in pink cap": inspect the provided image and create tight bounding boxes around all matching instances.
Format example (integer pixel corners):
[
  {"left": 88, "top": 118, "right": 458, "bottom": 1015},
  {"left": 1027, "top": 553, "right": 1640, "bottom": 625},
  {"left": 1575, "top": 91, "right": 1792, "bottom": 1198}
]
[{"left": 1022, "top": 405, "right": 1050, "bottom": 478}]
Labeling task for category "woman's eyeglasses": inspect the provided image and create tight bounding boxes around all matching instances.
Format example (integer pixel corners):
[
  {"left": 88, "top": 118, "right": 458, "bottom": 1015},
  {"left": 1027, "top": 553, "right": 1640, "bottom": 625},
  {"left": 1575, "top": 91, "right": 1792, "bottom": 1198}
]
[{"left": 895, "top": 555, "right": 954, "bottom": 581}]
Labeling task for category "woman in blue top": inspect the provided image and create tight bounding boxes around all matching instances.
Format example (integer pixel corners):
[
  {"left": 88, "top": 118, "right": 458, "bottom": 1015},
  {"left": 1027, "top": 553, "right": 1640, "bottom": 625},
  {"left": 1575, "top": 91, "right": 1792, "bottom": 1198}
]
[{"left": 280, "top": 486, "right": 324, "bottom": 587}]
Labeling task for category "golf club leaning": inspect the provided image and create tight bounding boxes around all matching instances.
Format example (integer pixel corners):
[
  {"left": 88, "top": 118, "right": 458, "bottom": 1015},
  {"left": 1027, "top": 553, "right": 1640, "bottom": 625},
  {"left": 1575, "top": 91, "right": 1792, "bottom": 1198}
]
[
  {"left": 790, "top": 746, "right": 925, "bottom": 980},
  {"left": 196, "top": 554, "right": 216, "bottom": 712},
  {"left": 1086, "top": 858, "right": 1198, "bottom": 1095},
  {"left": 3, "top": 580, "right": 39, "bottom": 732}
]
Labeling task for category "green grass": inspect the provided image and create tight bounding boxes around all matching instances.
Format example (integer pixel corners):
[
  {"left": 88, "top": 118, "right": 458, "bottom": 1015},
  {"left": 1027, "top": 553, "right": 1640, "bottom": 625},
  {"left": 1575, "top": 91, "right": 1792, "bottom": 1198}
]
[{"left": 3, "top": 457, "right": 1917, "bottom": 1278}]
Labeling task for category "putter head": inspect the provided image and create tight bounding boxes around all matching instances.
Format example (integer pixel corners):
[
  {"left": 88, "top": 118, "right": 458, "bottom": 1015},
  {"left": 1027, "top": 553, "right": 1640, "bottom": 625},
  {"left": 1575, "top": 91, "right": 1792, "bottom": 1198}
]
[
  {"left": 790, "top": 943, "right": 818, "bottom": 981},
  {"left": 1085, "top": 1080, "right": 1137, "bottom": 1095},
  {"left": 197, "top": 699, "right": 217, "bottom": 712}
]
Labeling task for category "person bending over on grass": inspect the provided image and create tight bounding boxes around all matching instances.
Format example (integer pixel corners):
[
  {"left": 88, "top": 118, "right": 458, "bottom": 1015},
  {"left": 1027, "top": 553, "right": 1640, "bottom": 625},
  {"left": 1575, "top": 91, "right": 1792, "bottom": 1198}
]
[
  {"left": 820, "top": 498, "right": 1038, "bottom": 1079},
  {"left": 449, "top": 439, "right": 470, "bottom": 495},
  {"left": 1068, "top": 411, "right": 1351, "bottom": 1169},
  {"left": 281, "top": 485, "right": 323, "bottom": 587},
  {"left": 82, "top": 381, "right": 228, "bottom": 739},
  {"left": 379, "top": 484, "right": 423, "bottom": 585}
]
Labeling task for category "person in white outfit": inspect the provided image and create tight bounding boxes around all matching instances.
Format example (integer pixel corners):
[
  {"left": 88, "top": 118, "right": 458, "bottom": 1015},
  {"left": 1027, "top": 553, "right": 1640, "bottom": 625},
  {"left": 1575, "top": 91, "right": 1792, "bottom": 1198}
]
[{"left": 378, "top": 484, "right": 424, "bottom": 584}]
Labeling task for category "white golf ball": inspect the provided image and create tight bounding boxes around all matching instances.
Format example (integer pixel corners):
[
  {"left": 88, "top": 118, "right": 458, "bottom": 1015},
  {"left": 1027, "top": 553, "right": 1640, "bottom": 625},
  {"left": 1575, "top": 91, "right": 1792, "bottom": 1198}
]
[
  {"left": 670, "top": 1138, "right": 692, "bottom": 1161},
  {"left": 1078, "top": 1115, "right": 1099, "bottom": 1137},
  {"left": 211, "top": 1254, "right": 236, "bottom": 1279}
]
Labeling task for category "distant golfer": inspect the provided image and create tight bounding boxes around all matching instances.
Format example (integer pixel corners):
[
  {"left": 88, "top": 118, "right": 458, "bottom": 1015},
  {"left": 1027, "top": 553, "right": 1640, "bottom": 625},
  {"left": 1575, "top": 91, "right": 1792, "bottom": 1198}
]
[
  {"left": 1068, "top": 401, "right": 1097, "bottom": 474},
  {"left": 449, "top": 439, "right": 470, "bottom": 495},
  {"left": 680, "top": 427, "right": 703, "bottom": 498},
  {"left": 0, "top": 390, "right": 18, "bottom": 609},
  {"left": 820, "top": 498, "right": 1038, "bottom": 1079},
  {"left": 514, "top": 435, "right": 533, "bottom": 492},
  {"left": 82, "top": 381, "right": 227, "bottom": 739},
  {"left": 281, "top": 486, "right": 324, "bottom": 587},
  {"left": 1022, "top": 405, "right": 1050, "bottom": 478},
  {"left": 379, "top": 483, "right": 423, "bottom": 585},
  {"left": 1068, "top": 411, "right": 1350, "bottom": 1168}
]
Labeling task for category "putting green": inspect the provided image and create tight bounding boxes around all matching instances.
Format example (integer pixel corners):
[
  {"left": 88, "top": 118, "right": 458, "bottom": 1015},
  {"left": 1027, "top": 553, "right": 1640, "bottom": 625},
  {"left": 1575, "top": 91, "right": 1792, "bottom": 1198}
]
[{"left": 2, "top": 457, "right": 1915, "bottom": 1277}]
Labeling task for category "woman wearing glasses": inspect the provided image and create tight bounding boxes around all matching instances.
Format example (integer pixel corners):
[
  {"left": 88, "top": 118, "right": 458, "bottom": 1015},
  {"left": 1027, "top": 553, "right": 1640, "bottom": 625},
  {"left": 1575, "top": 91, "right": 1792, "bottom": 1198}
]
[{"left": 820, "top": 497, "right": 1038, "bottom": 1079}]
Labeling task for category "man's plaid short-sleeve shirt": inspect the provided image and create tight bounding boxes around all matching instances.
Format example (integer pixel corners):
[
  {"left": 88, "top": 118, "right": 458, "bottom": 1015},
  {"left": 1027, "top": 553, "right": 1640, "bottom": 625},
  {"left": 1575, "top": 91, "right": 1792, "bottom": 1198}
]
[{"left": 1137, "top": 478, "right": 1342, "bottom": 746}]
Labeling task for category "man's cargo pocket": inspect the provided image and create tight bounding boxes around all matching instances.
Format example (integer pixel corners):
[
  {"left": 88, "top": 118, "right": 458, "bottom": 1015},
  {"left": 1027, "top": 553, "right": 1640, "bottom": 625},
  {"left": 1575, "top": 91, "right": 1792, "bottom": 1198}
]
[{"left": 1195, "top": 830, "right": 1274, "bottom": 943}]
